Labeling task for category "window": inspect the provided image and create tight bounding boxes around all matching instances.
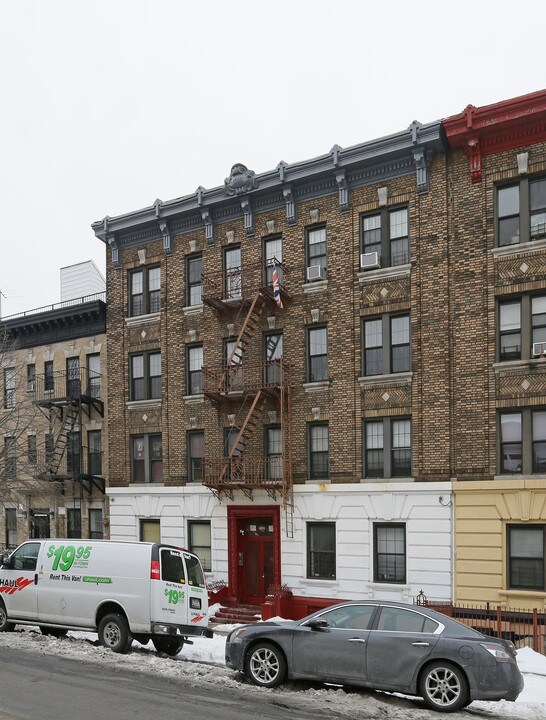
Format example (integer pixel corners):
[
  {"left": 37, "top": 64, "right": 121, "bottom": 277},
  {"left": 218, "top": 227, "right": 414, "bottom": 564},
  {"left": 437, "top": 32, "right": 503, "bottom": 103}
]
[
  {"left": 88, "top": 430, "right": 102, "bottom": 475},
  {"left": 27, "top": 364, "right": 35, "bottom": 393},
  {"left": 4, "top": 437, "right": 16, "bottom": 479},
  {"left": 67, "top": 508, "right": 81, "bottom": 539},
  {"left": 187, "top": 345, "right": 203, "bottom": 395},
  {"left": 66, "top": 357, "right": 81, "bottom": 398},
  {"left": 45, "top": 433, "right": 54, "bottom": 465},
  {"left": 188, "top": 521, "right": 211, "bottom": 571},
  {"left": 264, "top": 332, "right": 283, "bottom": 385},
  {"left": 308, "top": 327, "right": 328, "bottom": 382},
  {"left": 129, "top": 265, "right": 160, "bottom": 316},
  {"left": 27, "top": 435, "right": 37, "bottom": 465},
  {"left": 140, "top": 519, "right": 160, "bottom": 542},
  {"left": 225, "top": 338, "right": 243, "bottom": 390},
  {"left": 306, "top": 227, "right": 327, "bottom": 277},
  {"left": 377, "top": 606, "right": 438, "bottom": 633},
  {"left": 307, "top": 522, "right": 335, "bottom": 579},
  {"left": 188, "top": 431, "right": 204, "bottom": 483},
  {"left": 89, "top": 508, "right": 103, "bottom": 539},
  {"left": 497, "top": 177, "right": 546, "bottom": 246},
  {"left": 87, "top": 354, "right": 101, "bottom": 398},
  {"left": 508, "top": 525, "right": 545, "bottom": 591},
  {"left": 498, "top": 294, "right": 546, "bottom": 361},
  {"left": 67, "top": 431, "right": 81, "bottom": 475},
  {"left": 3, "top": 368, "right": 15, "bottom": 409},
  {"left": 266, "top": 426, "right": 282, "bottom": 480},
  {"left": 130, "top": 351, "right": 161, "bottom": 401},
  {"left": 364, "top": 418, "right": 412, "bottom": 478},
  {"left": 317, "top": 604, "right": 375, "bottom": 630},
  {"left": 264, "top": 236, "right": 283, "bottom": 285},
  {"left": 8, "top": 542, "right": 40, "bottom": 571},
  {"left": 186, "top": 254, "right": 203, "bottom": 306},
  {"left": 363, "top": 314, "right": 410, "bottom": 376},
  {"left": 500, "top": 409, "right": 546, "bottom": 474},
  {"left": 361, "top": 207, "right": 409, "bottom": 267},
  {"left": 44, "top": 360, "right": 54, "bottom": 392},
  {"left": 224, "top": 246, "right": 242, "bottom": 299},
  {"left": 374, "top": 524, "right": 406, "bottom": 583},
  {"left": 131, "top": 434, "right": 163, "bottom": 483},
  {"left": 5, "top": 508, "right": 17, "bottom": 547},
  {"left": 309, "top": 423, "right": 329, "bottom": 480}
]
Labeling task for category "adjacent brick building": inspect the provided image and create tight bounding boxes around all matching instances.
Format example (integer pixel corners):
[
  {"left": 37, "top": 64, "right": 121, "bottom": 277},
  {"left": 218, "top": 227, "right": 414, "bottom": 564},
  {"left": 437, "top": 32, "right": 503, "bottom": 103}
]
[{"left": 1, "top": 285, "right": 108, "bottom": 549}]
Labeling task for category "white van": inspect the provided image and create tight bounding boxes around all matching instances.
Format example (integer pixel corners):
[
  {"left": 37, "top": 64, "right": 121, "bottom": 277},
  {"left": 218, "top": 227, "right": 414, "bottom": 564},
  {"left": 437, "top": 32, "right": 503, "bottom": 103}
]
[{"left": 0, "top": 539, "right": 212, "bottom": 654}]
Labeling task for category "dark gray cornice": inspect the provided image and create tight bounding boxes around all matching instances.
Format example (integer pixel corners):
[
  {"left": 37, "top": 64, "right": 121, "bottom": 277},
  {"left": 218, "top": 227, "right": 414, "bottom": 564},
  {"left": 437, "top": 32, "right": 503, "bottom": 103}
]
[{"left": 92, "top": 121, "right": 446, "bottom": 254}]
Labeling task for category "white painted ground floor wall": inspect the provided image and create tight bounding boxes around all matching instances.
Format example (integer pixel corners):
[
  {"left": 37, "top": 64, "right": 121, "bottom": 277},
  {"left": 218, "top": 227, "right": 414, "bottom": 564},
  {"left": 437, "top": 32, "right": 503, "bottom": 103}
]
[{"left": 107, "top": 482, "right": 453, "bottom": 602}]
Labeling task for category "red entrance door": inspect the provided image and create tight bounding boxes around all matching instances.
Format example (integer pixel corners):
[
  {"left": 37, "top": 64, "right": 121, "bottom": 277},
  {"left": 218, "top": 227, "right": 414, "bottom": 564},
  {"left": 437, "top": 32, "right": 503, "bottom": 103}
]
[{"left": 238, "top": 517, "right": 274, "bottom": 605}]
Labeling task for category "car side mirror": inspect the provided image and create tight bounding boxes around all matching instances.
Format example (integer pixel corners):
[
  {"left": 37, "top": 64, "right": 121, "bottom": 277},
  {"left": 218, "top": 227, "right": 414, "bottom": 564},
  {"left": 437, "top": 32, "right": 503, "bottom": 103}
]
[
  {"left": 307, "top": 618, "right": 328, "bottom": 630},
  {"left": 1, "top": 554, "right": 12, "bottom": 569}
]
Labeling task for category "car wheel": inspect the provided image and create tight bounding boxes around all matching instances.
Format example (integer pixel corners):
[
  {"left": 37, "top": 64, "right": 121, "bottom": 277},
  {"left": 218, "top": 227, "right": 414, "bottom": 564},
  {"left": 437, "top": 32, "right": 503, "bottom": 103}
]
[
  {"left": 40, "top": 626, "right": 68, "bottom": 638},
  {"left": 420, "top": 661, "right": 469, "bottom": 712},
  {"left": 0, "top": 601, "right": 15, "bottom": 632},
  {"left": 98, "top": 613, "right": 133, "bottom": 654},
  {"left": 152, "top": 637, "right": 184, "bottom": 656},
  {"left": 245, "top": 642, "right": 287, "bottom": 688}
]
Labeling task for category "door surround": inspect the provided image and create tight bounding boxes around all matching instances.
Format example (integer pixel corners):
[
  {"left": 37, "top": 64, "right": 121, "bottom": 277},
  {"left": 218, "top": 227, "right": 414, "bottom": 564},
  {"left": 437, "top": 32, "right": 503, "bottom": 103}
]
[{"left": 227, "top": 505, "right": 281, "bottom": 604}]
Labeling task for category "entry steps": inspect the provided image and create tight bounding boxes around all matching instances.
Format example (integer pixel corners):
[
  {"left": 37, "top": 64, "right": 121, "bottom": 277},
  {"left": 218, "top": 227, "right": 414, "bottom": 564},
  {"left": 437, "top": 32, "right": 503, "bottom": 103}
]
[{"left": 209, "top": 603, "right": 261, "bottom": 626}]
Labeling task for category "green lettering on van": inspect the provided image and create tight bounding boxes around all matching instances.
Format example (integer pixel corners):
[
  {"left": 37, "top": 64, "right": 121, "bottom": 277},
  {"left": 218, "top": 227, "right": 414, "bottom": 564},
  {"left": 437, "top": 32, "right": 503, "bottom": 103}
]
[{"left": 82, "top": 576, "right": 112, "bottom": 584}]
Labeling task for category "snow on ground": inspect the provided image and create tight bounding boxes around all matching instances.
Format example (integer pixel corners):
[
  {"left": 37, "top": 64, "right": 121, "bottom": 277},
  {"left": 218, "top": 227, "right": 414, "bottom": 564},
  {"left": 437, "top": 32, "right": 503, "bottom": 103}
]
[{"left": 0, "top": 626, "right": 544, "bottom": 720}]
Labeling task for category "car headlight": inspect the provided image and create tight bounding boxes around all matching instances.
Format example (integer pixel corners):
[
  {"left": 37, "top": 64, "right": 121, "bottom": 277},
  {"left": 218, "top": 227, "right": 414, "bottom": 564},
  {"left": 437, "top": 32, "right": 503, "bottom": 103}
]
[
  {"left": 480, "top": 642, "right": 514, "bottom": 663},
  {"left": 228, "top": 627, "right": 248, "bottom": 643}
]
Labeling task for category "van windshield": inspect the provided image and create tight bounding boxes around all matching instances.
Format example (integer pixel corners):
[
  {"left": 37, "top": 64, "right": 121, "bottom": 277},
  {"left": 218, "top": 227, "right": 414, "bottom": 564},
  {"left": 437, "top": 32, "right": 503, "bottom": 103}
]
[{"left": 185, "top": 553, "right": 205, "bottom": 587}]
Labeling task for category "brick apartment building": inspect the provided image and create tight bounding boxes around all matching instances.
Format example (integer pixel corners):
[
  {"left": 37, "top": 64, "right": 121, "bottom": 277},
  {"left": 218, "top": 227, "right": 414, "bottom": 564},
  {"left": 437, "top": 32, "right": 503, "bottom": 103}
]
[
  {"left": 92, "top": 90, "right": 546, "bottom": 617},
  {"left": 1, "top": 267, "right": 108, "bottom": 548}
]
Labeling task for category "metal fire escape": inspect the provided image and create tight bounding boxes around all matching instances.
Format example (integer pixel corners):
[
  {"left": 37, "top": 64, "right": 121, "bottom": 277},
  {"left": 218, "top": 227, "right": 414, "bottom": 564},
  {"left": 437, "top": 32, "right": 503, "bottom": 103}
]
[
  {"left": 201, "top": 259, "right": 294, "bottom": 536},
  {"left": 33, "top": 366, "right": 105, "bottom": 507}
]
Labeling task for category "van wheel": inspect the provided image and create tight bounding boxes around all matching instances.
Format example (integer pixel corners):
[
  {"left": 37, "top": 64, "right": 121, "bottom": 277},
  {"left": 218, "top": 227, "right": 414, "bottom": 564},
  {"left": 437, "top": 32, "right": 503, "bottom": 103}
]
[
  {"left": 40, "top": 627, "right": 68, "bottom": 638},
  {"left": 0, "top": 601, "right": 15, "bottom": 632},
  {"left": 98, "top": 613, "right": 133, "bottom": 654},
  {"left": 152, "top": 637, "right": 184, "bottom": 656}
]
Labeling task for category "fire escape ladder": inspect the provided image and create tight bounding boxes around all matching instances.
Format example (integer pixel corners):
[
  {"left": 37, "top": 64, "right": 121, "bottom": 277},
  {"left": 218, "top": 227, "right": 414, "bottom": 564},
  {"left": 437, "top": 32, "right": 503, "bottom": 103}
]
[
  {"left": 221, "top": 291, "right": 266, "bottom": 392},
  {"left": 48, "top": 403, "right": 80, "bottom": 475},
  {"left": 217, "top": 390, "right": 266, "bottom": 484}
]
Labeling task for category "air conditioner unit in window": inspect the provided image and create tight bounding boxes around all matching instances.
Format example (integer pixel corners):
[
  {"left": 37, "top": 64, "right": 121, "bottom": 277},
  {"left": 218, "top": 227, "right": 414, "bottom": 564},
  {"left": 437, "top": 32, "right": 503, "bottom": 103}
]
[
  {"left": 532, "top": 341, "right": 546, "bottom": 357},
  {"left": 307, "top": 265, "right": 325, "bottom": 282},
  {"left": 360, "top": 251, "right": 380, "bottom": 270}
]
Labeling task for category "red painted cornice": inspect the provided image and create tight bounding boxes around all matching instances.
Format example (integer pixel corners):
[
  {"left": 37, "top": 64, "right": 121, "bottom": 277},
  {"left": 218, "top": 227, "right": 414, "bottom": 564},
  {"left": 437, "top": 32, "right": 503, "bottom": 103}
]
[{"left": 442, "top": 90, "right": 546, "bottom": 182}]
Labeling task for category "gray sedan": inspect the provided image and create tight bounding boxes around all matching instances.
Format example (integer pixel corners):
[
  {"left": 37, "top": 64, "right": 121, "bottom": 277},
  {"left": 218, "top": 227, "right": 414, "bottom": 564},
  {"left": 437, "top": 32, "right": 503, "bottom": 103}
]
[{"left": 225, "top": 600, "right": 524, "bottom": 713}]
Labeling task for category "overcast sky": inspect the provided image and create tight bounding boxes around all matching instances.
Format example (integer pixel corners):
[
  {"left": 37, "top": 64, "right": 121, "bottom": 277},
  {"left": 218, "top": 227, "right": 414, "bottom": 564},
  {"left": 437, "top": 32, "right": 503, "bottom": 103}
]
[{"left": 1, "top": 0, "right": 545, "bottom": 317}]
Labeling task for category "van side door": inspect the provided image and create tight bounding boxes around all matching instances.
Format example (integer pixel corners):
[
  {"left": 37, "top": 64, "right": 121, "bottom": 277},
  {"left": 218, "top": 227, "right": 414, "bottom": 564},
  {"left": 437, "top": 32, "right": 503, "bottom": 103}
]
[{"left": 0, "top": 542, "right": 41, "bottom": 620}]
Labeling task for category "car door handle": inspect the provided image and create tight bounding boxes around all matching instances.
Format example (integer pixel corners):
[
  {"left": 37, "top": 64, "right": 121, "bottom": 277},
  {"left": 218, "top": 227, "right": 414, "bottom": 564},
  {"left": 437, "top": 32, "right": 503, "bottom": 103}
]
[
  {"left": 347, "top": 638, "right": 366, "bottom": 643},
  {"left": 411, "top": 642, "right": 430, "bottom": 647}
]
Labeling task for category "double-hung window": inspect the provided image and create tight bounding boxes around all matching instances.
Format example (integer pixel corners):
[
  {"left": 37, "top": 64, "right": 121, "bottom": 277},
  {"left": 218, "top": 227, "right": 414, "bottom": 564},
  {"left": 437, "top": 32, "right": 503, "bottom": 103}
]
[
  {"left": 224, "top": 246, "right": 242, "bottom": 299},
  {"left": 186, "top": 254, "right": 203, "bottom": 306},
  {"left": 27, "top": 364, "right": 36, "bottom": 393},
  {"left": 266, "top": 426, "right": 282, "bottom": 480},
  {"left": 264, "top": 332, "right": 283, "bottom": 385},
  {"left": 187, "top": 345, "right": 203, "bottom": 395},
  {"left": 130, "top": 352, "right": 161, "bottom": 401},
  {"left": 306, "top": 227, "right": 327, "bottom": 279},
  {"left": 498, "top": 294, "right": 546, "bottom": 361},
  {"left": 131, "top": 434, "right": 163, "bottom": 483},
  {"left": 187, "top": 430, "right": 204, "bottom": 483},
  {"left": 27, "top": 435, "right": 37, "bottom": 465},
  {"left": 308, "top": 423, "right": 329, "bottom": 480},
  {"left": 361, "top": 207, "right": 409, "bottom": 267},
  {"left": 508, "top": 525, "right": 545, "bottom": 591},
  {"left": 307, "top": 522, "right": 335, "bottom": 579},
  {"left": 44, "top": 360, "right": 54, "bottom": 392},
  {"left": 129, "top": 266, "right": 161, "bottom": 316},
  {"left": 188, "top": 521, "right": 211, "bottom": 571},
  {"left": 374, "top": 524, "right": 406, "bottom": 583},
  {"left": 364, "top": 418, "right": 412, "bottom": 478},
  {"left": 5, "top": 508, "right": 17, "bottom": 547},
  {"left": 89, "top": 509, "right": 103, "bottom": 539},
  {"left": 499, "top": 409, "right": 546, "bottom": 474},
  {"left": 264, "top": 236, "right": 283, "bottom": 285},
  {"left": 308, "top": 327, "right": 328, "bottom": 382},
  {"left": 497, "top": 177, "right": 546, "bottom": 246},
  {"left": 363, "top": 314, "right": 410, "bottom": 376},
  {"left": 87, "top": 354, "right": 101, "bottom": 398},
  {"left": 4, "top": 436, "right": 16, "bottom": 479},
  {"left": 67, "top": 509, "right": 81, "bottom": 539},
  {"left": 87, "top": 430, "right": 102, "bottom": 475},
  {"left": 3, "top": 368, "right": 15, "bottom": 409}
]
